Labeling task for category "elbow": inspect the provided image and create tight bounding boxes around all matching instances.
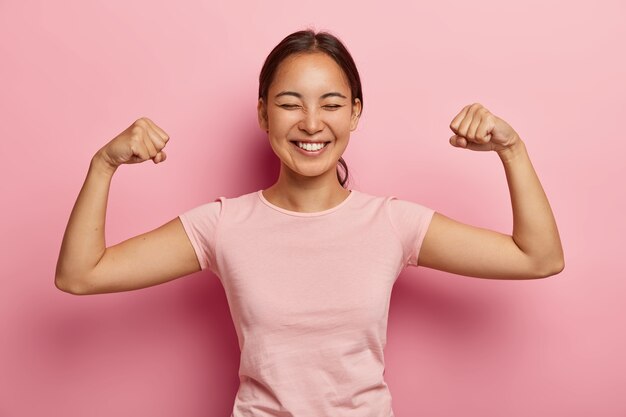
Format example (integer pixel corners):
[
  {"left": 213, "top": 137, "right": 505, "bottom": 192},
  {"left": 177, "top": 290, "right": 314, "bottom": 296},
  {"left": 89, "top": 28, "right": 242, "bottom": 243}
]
[
  {"left": 55, "top": 260, "right": 101, "bottom": 295},
  {"left": 54, "top": 274, "right": 89, "bottom": 295},
  {"left": 533, "top": 255, "right": 565, "bottom": 279}
]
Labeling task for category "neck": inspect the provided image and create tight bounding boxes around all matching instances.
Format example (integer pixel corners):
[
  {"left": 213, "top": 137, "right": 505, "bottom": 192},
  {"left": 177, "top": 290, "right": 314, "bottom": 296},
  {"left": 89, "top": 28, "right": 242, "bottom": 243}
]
[{"left": 262, "top": 164, "right": 350, "bottom": 213}]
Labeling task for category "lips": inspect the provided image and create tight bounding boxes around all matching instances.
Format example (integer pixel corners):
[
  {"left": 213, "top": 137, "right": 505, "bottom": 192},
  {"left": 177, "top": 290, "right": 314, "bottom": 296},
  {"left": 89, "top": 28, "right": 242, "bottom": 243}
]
[
  {"left": 289, "top": 140, "right": 331, "bottom": 151},
  {"left": 289, "top": 140, "right": 331, "bottom": 144},
  {"left": 290, "top": 140, "right": 331, "bottom": 155}
]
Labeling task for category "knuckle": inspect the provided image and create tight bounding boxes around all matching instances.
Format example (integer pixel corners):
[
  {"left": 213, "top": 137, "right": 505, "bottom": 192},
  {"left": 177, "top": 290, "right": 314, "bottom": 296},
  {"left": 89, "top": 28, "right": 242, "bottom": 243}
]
[
  {"left": 129, "top": 132, "right": 143, "bottom": 143},
  {"left": 129, "top": 143, "right": 142, "bottom": 158},
  {"left": 130, "top": 125, "right": 145, "bottom": 137}
]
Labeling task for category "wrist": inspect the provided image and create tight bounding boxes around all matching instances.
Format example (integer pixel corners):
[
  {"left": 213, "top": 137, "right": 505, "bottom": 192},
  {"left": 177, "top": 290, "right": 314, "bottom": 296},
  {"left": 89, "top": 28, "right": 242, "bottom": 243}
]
[
  {"left": 90, "top": 150, "right": 118, "bottom": 177},
  {"left": 497, "top": 135, "right": 526, "bottom": 164}
]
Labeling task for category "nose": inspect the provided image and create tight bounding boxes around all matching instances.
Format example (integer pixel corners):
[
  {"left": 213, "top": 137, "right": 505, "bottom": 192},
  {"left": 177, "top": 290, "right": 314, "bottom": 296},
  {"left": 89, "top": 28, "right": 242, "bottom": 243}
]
[{"left": 298, "top": 108, "right": 324, "bottom": 135}]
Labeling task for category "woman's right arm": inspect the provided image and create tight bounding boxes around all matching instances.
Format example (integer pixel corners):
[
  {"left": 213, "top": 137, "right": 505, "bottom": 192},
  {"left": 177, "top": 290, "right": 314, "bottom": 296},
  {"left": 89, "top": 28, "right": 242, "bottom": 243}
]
[{"left": 55, "top": 117, "right": 201, "bottom": 295}]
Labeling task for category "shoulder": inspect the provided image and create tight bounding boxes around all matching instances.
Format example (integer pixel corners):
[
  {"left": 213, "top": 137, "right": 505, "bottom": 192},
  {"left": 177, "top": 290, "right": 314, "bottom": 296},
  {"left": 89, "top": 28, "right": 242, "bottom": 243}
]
[
  {"left": 347, "top": 190, "right": 434, "bottom": 227},
  {"left": 356, "top": 189, "right": 436, "bottom": 227},
  {"left": 180, "top": 190, "right": 256, "bottom": 217},
  {"left": 348, "top": 188, "right": 390, "bottom": 208},
  {"left": 351, "top": 189, "right": 431, "bottom": 212}
]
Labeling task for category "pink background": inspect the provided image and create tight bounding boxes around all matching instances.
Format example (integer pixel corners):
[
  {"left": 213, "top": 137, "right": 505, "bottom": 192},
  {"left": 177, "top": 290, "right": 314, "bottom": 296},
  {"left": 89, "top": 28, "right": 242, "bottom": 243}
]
[{"left": 1, "top": 0, "right": 624, "bottom": 416}]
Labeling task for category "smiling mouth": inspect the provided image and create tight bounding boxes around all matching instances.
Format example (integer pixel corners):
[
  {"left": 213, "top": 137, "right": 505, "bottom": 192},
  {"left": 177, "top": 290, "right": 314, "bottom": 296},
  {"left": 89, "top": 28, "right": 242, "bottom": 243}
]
[{"left": 290, "top": 141, "right": 331, "bottom": 152}]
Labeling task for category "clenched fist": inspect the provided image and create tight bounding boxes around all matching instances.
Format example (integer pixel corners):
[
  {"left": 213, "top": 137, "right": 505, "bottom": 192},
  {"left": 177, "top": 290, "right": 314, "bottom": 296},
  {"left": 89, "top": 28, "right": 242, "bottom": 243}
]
[
  {"left": 449, "top": 103, "right": 519, "bottom": 153},
  {"left": 97, "top": 117, "right": 170, "bottom": 169}
]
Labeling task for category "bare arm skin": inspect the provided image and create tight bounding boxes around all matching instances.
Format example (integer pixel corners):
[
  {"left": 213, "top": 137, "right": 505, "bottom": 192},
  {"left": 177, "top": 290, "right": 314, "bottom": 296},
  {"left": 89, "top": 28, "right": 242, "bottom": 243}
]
[
  {"left": 55, "top": 118, "right": 201, "bottom": 295},
  {"left": 418, "top": 103, "right": 564, "bottom": 279}
]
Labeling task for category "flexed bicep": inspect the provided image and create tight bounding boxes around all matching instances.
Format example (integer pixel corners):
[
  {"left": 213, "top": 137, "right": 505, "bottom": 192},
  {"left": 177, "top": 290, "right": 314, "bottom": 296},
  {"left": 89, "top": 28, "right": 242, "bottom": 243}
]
[
  {"left": 417, "top": 212, "right": 544, "bottom": 280},
  {"left": 62, "top": 217, "right": 201, "bottom": 295}
]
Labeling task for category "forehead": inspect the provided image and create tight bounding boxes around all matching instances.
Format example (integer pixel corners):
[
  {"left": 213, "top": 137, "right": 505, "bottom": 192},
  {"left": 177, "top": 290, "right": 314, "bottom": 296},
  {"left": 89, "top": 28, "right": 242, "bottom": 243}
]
[{"left": 269, "top": 52, "right": 350, "bottom": 95}]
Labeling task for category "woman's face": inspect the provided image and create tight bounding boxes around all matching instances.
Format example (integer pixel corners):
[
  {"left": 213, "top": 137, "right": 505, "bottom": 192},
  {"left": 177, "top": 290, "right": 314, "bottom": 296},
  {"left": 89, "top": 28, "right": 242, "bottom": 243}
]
[{"left": 258, "top": 52, "right": 361, "bottom": 182}]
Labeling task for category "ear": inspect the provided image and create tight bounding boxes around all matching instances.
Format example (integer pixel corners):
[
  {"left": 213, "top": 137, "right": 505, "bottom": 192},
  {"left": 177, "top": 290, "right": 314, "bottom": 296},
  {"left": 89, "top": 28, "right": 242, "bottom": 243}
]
[
  {"left": 350, "top": 98, "right": 362, "bottom": 131},
  {"left": 257, "top": 98, "right": 269, "bottom": 132}
]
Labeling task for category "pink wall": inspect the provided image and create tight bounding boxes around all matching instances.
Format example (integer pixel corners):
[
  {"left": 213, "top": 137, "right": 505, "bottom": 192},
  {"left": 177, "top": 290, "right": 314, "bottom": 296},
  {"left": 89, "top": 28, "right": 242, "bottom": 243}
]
[{"left": 1, "top": 0, "right": 624, "bottom": 415}]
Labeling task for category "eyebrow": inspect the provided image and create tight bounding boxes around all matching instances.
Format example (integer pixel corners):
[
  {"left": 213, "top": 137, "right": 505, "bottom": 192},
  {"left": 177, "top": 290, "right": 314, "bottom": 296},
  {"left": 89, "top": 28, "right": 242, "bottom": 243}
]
[{"left": 274, "top": 91, "right": 347, "bottom": 99}]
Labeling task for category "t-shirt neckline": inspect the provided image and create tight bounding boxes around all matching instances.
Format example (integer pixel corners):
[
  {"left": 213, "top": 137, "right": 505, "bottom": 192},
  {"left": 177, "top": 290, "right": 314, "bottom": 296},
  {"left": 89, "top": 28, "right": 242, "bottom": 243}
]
[{"left": 257, "top": 189, "right": 355, "bottom": 217}]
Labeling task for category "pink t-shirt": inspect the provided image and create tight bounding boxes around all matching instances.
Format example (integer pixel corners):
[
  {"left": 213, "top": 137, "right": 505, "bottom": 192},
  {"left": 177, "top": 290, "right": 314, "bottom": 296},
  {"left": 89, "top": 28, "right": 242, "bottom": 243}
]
[{"left": 178, "top": 189, "right": 435, "bottom": 417}]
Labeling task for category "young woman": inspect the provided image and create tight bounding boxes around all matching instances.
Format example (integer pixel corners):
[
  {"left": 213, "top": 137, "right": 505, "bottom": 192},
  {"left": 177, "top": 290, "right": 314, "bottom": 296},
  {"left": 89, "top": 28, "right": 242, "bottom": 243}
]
[{"left": 55, "top": 30, "right": 564, "bottom": 416}]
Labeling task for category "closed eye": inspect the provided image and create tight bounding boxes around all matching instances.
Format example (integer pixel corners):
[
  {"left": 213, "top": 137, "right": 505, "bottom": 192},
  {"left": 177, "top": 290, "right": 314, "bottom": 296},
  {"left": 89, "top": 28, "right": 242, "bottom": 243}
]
[
  {"left": 278, "top": 104, "right": 300, "bottom": 110},
  {"left": 323, "top": 104, "right": 343, "bottom": 110}
]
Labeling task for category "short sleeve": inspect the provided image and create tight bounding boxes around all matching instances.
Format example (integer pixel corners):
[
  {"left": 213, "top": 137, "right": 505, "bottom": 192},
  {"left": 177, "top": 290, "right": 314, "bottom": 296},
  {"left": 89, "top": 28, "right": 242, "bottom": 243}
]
[
  {"left": 178, "top": 197, "right": 223, "bottom": 273},
  {"left": 385, "top": 196, "right": 435, "bottom": 268}
]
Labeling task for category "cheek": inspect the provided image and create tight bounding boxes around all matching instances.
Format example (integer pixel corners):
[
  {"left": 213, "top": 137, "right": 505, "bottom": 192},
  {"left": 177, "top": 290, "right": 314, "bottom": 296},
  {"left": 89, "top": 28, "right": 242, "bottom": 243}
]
[
  {"left": 267, "top": 111, "right": 297, "bottom": 132},
  {"left": 327, "top": 112, "right": 353, "bottom": 133}
]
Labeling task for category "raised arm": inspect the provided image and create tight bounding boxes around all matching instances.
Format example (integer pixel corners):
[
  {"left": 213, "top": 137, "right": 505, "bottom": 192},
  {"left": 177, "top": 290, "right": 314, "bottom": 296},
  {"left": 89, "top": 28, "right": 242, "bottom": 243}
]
[
  {"left": 418, "top": 103, "right": 564, "bottom": 279},
  {"left": 55, "top": 118, "right": 201, "bottom": 295}
]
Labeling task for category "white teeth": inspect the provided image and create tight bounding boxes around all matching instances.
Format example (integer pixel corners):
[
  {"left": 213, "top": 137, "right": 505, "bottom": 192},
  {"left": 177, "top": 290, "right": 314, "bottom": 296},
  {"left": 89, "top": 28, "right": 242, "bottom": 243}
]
[{"left": 297, "top": 141, "right": 326, "bottom": 151}]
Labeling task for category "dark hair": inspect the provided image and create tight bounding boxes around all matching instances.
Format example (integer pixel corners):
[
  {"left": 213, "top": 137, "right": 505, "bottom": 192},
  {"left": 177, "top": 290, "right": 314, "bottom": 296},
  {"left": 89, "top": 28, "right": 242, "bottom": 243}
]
[{"left": 258, "top": 29, "right": 363, "bottom": 188}]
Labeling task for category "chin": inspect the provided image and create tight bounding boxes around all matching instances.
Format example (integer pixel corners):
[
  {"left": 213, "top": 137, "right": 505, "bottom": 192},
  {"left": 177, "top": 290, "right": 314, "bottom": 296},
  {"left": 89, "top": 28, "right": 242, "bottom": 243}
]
[{"left": 284, "top": 162, "right": 336, "bottom": 179}]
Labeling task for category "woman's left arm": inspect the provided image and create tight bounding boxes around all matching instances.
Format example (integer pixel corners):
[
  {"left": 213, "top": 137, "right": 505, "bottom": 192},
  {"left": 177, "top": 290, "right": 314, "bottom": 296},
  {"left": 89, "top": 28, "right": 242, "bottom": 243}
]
[{"left": 418, "top": 103, "right": 564, "bottom": 279}]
